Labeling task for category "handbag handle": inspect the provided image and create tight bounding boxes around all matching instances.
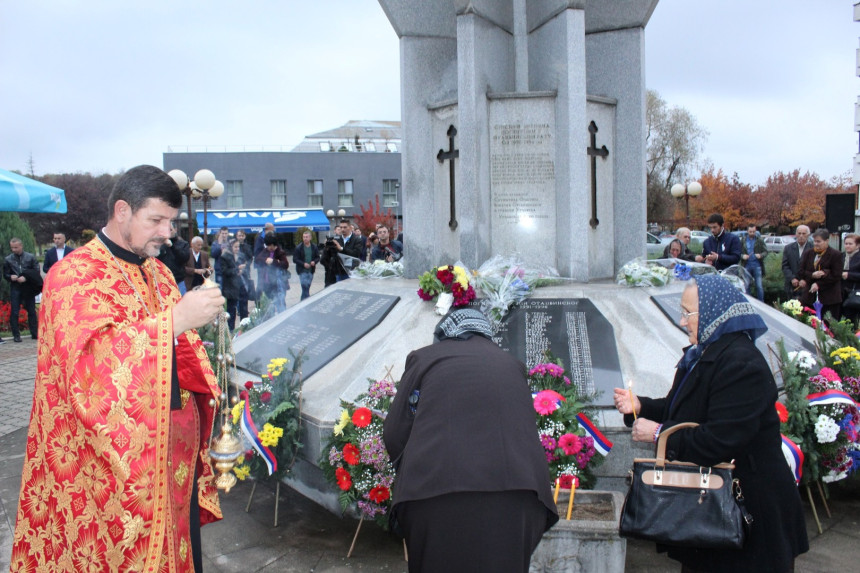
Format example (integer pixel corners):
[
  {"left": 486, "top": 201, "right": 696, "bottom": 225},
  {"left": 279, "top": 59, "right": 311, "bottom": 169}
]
[{"left": 655, "top": 422, "right": 698, "bottom": 467}]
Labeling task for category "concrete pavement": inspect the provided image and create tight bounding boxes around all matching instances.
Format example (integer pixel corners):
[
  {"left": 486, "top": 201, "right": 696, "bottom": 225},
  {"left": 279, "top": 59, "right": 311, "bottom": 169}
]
[{"left": 0, "top": 270, "right": 859, "bottom": 571}]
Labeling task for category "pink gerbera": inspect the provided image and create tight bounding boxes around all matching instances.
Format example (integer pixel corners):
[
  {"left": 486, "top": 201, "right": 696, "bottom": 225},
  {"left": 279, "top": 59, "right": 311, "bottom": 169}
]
[
  {"left": 558, "top": 433, "right": 582, "bottom": 456},
  {"left": 533, "top": 390, "right": 565, "bottom": 415},
  {"left": 818, "top": 367, "right": 841, "bottom": 382}
]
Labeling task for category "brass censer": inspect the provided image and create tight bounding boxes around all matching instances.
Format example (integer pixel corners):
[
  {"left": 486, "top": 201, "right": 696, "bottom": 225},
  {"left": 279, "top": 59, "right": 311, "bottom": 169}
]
[{"left": 202, "top": 275, "right": 244, "bottom": 493}]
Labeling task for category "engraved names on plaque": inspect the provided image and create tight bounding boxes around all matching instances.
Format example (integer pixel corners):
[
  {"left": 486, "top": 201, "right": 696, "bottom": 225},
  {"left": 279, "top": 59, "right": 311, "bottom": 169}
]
[
  {"left": 489, "top": 97, "right": 556, "bottom": 268},
  {"left": 235, "top": 290, "right": 400, "bottom": 379},
  {"left": 488, "top": 298, "right": 622, "bottom": 406}
]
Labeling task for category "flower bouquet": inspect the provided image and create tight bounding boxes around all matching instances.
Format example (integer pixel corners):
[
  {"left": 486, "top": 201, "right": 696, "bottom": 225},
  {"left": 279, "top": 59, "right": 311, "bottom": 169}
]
[
  {"left": 350, "top": 260, "right": 404, "bottom": 279},
  {"left": 417, "top": 263, "right": 476, "bottom": 315},
  {"left": 528, "top": 358, "right": 609, "bottom": 489},
  {"left": 472, "top": 255, "right": 561, "bottom": 329},
  {"left": 230, "top": 354, "right": 305, "bottom": 482},
  {"left": 616, "top": 257, "right": 672, "bottom": 287},
  {"left": 777, "top": 342, "right": 860, "bottom": 484},
  {"left": 321, "top": 378, "right": 398, "bottom": 529}
]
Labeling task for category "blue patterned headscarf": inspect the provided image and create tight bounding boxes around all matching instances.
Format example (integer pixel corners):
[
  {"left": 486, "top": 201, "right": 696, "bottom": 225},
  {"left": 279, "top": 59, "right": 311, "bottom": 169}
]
[{"left": 678, "top": 275, "right": 767, "bottom": 370}]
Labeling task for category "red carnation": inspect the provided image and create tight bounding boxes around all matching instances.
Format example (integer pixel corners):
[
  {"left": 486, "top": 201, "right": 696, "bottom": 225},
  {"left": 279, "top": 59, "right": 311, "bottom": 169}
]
[
  {"left": 352, "top": 407, "right": 372, "bottom": 428},
  {"left": 342, "top": 443, "right": 361, "bottom": 465},
  {"left": 417, "top": 288, "right": 434, "bottom": 301},
  {"left": 260, "top": 391, "right": 272, "bottom": 404},
  {"left": 437, "top": 268, "right": 454, "bottom": 286},
  {"left": 336, "top": 467, "right": 352, "bottom": 491},
  {"left": 775, "top": 401, "right": 789, "bottom": 424},
  {"left": 244, "top": 381, "right": 254, "bottom": 390},
  {"left": 245, "top": 449, "right": 255, "bottom": 458},
  {"left": 368, "top": 485, "right": 390, "bottom": 503}
]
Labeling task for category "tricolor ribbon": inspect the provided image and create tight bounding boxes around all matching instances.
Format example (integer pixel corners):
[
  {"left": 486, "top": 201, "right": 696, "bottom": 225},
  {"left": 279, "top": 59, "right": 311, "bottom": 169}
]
[
  {"left": 807, "top": 389, "right": 858, "bottom": 408},
  {"left": 576, "top": 413, "right": 613, "bottom": 456},
  {"left": 780, "top": 434, "right": 804, "bottom": 485},
  {"left": 240, "top": 399, "right": 277, "bottom": 475}
]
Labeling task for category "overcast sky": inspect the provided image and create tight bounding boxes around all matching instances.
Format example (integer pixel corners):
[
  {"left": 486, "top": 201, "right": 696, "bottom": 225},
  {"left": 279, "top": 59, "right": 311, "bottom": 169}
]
[{"left": 0, "top": 0, "right": 856, "bottom": 186}]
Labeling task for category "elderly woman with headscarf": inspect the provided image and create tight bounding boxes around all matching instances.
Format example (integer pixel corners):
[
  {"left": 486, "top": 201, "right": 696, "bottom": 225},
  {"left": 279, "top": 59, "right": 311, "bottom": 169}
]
[
  {"left": 383, "top": 309, "right": 558, "bottom": 573},
  {"left": 613, "top": 275, "right": 808, "bottom": 572}
]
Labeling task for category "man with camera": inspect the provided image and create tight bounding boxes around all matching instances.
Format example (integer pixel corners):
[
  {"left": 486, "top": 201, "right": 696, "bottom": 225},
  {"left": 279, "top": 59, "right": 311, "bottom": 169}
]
[
  {"left": 371, "top": 225, "right": 403, "bottom": 263},
  {"left": 327, "top": 219, "right": 363, "bottom": 282}
]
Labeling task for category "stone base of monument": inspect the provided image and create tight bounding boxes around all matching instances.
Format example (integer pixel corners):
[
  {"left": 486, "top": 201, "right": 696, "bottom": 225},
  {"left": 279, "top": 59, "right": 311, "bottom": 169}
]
[{"left": 530, "top": 490, "right": 626, "bottom": 573}]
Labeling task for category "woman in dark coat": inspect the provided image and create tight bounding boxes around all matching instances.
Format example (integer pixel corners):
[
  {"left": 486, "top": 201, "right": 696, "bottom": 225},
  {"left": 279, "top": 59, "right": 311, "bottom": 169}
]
[
  {"left": 798, "top": 227, "right": 843, "bottom": 321},
  {"left": 254, "top": 234, "right": 290, "bottom": 313},
  {"left": 841, "top": 233, "right": 860, "bottom": 324},
  {"left": 614, "top": 275, "right": 808, "bottom": 572},
  {"left": 219, "top": 243, "right": 242, "bottom": 331},
  {"left": 383, "top": 309, "right": 558, "bottom": 573}
]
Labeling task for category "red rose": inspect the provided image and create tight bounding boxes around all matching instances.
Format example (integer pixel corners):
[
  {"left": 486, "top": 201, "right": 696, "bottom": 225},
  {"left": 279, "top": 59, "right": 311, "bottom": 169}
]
[
  {"left": 260, "top": 391, "right": 272, "bottom": 404},
  {"left": 775, "top": 402, "right": 789, "bottom": 424},
  {"left": 244, "top": 381, "right": 254, "bottom": 390},
  {"left": 245, "top": 449, "right": 255, "bottom": 458},
  {"left": 239, "top": 390, "right": 248, "bottom": 400},
  {"left": 352, "top": 407, "right": 372, "bottom": 428},
  {"left": 342, "top": 443, "right": 361, "bottom": 465},
  {"left": 336, "top": 467, "right": 352, "bottom": 491},
  {"left": 368, "top": 485, "right": 390, "bottom": 503}
]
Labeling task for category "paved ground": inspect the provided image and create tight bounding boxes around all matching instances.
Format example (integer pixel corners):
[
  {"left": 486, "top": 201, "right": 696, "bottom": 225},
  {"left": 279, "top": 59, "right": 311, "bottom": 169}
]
[{"left": 0, "top": 270, "right": 859, "bottom": 571}]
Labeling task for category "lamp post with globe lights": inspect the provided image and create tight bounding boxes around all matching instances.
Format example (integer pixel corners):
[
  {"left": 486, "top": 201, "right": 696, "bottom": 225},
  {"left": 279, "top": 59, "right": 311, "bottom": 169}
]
[
  {"left": 167, "top": 169, "right": 224, "bottom": 244},
  {"left": 670, "top": 181, "right": 702, "bottom": 227}
]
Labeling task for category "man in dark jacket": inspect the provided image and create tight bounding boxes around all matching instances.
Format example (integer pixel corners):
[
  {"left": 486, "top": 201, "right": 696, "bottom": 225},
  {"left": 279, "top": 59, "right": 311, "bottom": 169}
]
[
  {"left": 293, "top": 231, "right": 320, "bottom": 300},
  {"left": 798, "top": 228, "right": 843, "bottom": 321},
  {"left": 782, "top": 225, "right": 811, "bottom": 299},
  {"left": 699, "top": 213, "right": 741, "bottom": 271},
  {"left": 3, "top": 238, "right": 41, "bottom": 342},
  {"left": 740, "top": 224, "right": 768, "bottom": 301},
  {"left": 42, "top": 232, "right": 74, "bottom": 274},
  {"left": 333, "top": 219, "right": 363, "bottom": 281},
  {"left": 157, "top": 228, "right": 191, "bottom": 294}
]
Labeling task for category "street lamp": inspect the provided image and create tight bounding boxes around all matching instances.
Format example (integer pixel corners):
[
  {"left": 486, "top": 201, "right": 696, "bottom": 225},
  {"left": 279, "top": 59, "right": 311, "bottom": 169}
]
[
  {"left": 670, "top": 180, "right": 703, "bottom": 226},
  {"left": 168, "top": 169, "right": 224, "bottom": 244}
]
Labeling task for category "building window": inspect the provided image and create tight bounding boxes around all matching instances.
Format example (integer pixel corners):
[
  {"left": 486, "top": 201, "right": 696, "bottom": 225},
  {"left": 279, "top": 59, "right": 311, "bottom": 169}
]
[
  {"left": 338, "top": 180, "right": 354, "bottom": 207},
  {"left": 319, "top": 142, "right": 331, "bottom": 152},
  {"left": 271, "top": 180, "right": 287, "bottom": 207},
  {"left": 382, "top": 179, "right": 399, "bottom": 207},
  {"left": 226, "top": 180, "right": 243, "bottom": 208},
  {"left": 364, "top": 142, "right": 376, "bottom": 152},
  {"left": 386, "top": 142, "right": 398, "bottom": 152},
  {"left": 307, "top": 179, "right": 323, "bottom": 207}
]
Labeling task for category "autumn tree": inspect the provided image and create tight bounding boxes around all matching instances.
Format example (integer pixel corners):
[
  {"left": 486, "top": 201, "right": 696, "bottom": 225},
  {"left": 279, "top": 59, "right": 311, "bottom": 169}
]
[
  {"left": 646, "top": 90, "right": 709, "bottom": 222},
  {"left": 21, "top": 172, "right": 118, "bottom": 245},
  {"left": 754, "top": 170, "right": 832, "bottom": 231},
  {"left": 351, "top": 195, "right": 396, "bottom": 236}
]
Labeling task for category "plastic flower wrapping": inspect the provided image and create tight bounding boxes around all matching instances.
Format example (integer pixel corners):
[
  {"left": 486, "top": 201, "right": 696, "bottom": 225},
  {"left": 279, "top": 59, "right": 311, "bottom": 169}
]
[
  {"left": 777, "top": 341, "right": 860, "bottom": 484},
  {"left": 231, "top": 354, "right": 306, "bottom": 482},
  {"left": 471, "top": 255, "right": 561, "bottom": 330},
  {"left": 528, "top": 358, "right": 607, "bottom": 489},
  {"left": 321, "top": 377, "right": 398, "bottom": 529},
  {"left": 616, "top": 257, "right": 672, "bottom": 287},
  {"left": 417, "top": 262, "right": 476, "bottom": 310},
  {"left": 350, "top": 260, "right": 404, "bottom": 279}
]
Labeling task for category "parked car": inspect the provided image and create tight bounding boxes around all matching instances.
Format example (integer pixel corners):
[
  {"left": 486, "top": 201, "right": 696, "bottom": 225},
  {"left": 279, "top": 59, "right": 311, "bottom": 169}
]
[
  {"left": 689, "top": 230, "right": 709, "bottom": 244},
  {"left": 764, "top": 235, "right": 796, "bottom": 253},
  {"left": 646, "top": 232, "right": 673, "bottom": 257}
]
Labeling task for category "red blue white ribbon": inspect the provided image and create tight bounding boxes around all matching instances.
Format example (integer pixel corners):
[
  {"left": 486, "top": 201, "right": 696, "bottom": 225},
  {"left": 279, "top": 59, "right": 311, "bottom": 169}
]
[
  {"left": 240, "top": 399, "right": 277, "bottom": 475},
  {"left": 576, "top": 412, "right": 613, "bottom": 456},
  {"left": 807, "top": 389, "right": 858, "bottom": 408},
  {"left": 780, "top": 434, "right": 804, "bottom": 485}
]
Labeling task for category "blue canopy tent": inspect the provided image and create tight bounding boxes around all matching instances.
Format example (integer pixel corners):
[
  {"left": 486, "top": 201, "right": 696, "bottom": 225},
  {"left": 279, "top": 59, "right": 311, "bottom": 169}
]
[
  {"left": 196, "top": 208, "right": 331, "bottom": 233},
  {"left": 0, "top": 168, "right": 67, "bottom": 213}
]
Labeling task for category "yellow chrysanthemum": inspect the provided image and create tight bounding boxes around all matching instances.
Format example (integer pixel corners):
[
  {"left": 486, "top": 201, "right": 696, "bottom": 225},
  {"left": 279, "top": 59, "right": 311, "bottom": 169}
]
[
  {"left": 232, "top": 401, "right": 245, "bottom": 425},
  {"left": 258, "top": 423, "right": 284, "bottom": 447},
  {"left": 333, "top": 409, "right": 350, "bottom": 436},
  {"left": 233, "top": 464, "right": 250, "bottom": 481},
  {"left": 453, "top": 266, "right": 469, "bottom": 288}
]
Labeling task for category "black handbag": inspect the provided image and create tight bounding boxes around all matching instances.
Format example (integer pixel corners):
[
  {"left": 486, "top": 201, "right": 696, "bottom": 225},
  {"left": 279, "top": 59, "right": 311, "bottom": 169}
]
[
  {"left": 619, "top": 422, "right": 753, "bottom": 549},
  {"left": 844, "top": 288, "right": 860, "bottom": 311}
]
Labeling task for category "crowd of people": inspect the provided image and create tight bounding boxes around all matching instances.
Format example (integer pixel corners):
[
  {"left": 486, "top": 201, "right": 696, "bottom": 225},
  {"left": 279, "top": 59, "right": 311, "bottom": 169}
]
[{"left": 660, "top": 213, "right": 860, "bottom": 324}]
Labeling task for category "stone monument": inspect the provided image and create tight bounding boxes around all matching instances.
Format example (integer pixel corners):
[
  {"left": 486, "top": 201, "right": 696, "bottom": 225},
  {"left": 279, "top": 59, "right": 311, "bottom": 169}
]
[{"left": 378, "top": 0, "right": 658, "bottom": 281}]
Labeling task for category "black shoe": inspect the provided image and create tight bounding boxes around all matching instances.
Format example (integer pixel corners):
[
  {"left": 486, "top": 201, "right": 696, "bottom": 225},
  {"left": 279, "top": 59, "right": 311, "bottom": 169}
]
[
  {"left": 0, "top": 339, "right": 5, "bottom": 344},
  {"left": 13, "top": 337, "right": 22, "bottom": 343}
]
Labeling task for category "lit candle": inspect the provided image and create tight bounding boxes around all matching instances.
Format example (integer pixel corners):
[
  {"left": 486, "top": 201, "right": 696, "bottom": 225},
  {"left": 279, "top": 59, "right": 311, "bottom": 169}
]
[{"left": 553, "top": 478, "right": 560, "bottom": 503}]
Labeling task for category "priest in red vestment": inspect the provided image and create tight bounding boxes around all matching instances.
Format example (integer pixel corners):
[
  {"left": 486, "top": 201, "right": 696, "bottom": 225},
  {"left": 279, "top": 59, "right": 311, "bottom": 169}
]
[{"left": 11, "top": 165, "right": 228, "bottom": 572}]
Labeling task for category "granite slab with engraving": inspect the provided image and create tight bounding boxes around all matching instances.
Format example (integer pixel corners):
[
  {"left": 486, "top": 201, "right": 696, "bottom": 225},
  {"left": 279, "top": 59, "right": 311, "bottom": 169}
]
[
  {"left": 650, "top": 292, "right": 815, "bottom": 359},
  {"left": 489, "top": 298, "right": 623, "bottom": 407},
  {"left": 236, "top": 290, "right": 400, "bottom": 378}
]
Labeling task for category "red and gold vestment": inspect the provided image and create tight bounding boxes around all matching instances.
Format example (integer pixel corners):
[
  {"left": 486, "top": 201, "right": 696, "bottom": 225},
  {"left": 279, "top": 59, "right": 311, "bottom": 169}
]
[{"left": 11, "top": 238, "right": 222, "bottom": 572}]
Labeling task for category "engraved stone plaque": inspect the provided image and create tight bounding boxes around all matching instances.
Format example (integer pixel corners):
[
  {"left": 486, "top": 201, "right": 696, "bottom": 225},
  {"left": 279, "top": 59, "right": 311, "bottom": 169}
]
[
  {"left": 235, "top": 290, "right": 400, "bottom": 378},
  {"left": 487, "top": 298, "right": 623, "bottom": 406},
  {"left": 489, "top": 97, "right": 556, "bottom": 268}
]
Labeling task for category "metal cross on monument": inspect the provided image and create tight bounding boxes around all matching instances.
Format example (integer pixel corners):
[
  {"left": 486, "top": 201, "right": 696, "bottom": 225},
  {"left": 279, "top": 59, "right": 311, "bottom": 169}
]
[
  {"left": 586, "top": 121, "right": 609, "bottom": 229},
  {"left": 436, "top": 125, "right": 460, "bottom": 231}
]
